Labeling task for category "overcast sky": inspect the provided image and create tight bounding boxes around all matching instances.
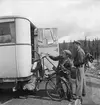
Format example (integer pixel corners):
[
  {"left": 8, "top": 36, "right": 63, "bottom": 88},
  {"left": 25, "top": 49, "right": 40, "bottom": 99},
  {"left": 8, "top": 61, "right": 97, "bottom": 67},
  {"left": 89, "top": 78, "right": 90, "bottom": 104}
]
[{"left": 0, "top": 0, "right": 100, "bottom": 42}]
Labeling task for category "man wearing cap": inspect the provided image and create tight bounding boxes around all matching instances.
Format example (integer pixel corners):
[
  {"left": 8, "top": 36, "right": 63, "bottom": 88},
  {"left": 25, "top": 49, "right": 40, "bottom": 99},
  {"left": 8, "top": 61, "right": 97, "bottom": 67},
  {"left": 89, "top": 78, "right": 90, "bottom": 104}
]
[
  {"left": 47, "top": 50, "right": 73, "bottom": 101},
  {"left": 73, "top": 41, "right": 86, "bottom": 101}
]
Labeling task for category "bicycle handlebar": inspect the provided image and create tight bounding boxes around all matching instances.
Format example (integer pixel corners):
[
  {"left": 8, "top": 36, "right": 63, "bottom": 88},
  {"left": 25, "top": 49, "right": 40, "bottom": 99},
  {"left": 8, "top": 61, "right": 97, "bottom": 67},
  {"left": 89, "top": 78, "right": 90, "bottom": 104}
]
[
  {"left": 40, "top": 53, "right": 70, "bottom": 72},
  {"left": 32, "top": 51, "right": 70, "bottom": 74}
]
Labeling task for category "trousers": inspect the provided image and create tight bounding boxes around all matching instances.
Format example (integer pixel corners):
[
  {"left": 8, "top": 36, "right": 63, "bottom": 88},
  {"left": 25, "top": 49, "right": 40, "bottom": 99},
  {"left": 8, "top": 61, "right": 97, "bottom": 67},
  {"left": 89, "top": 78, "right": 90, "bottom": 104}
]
[{"left": 75, "top": 65, "right": 86, "bottom": 97}]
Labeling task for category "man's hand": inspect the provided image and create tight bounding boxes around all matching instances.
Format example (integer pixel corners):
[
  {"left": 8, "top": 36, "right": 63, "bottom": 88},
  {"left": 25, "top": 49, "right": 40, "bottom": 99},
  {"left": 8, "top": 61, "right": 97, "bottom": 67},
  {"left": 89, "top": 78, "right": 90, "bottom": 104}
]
[
  {"left": 45, "top": 53, "right": 50, "bottom": 56},
  {"left": 40, "top": 52, "right": 49, "bottom": 56}
]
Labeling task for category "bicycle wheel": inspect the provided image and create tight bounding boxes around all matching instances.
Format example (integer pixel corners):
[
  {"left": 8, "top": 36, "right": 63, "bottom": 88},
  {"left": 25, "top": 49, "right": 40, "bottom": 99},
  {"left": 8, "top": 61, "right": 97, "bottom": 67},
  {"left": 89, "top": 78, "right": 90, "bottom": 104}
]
[{"left": 45, "top": 76, "right": 68, "bottom": 101}]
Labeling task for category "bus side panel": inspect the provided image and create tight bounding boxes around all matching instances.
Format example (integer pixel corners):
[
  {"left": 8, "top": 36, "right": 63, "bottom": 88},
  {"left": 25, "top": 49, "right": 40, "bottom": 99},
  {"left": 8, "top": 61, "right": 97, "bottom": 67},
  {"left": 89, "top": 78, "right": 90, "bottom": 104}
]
[
  {"left": 15, "top": 18, "right": 31, "bottom": 44},
  {"left": 15, "top": 18, "right": 32, "bottom": 77},
  {"left": 0, "top": 46, "right": 16, "bottom": 78},
  {"left": 16, "top": 45, "right": 32, "bottom": 77}
]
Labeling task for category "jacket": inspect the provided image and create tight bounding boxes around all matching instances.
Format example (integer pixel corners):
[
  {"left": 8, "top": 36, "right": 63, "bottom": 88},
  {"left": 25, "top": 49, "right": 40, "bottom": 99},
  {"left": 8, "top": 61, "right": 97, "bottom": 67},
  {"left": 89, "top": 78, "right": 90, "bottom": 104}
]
[{"left": 73, "top": 47, "right": 85, "bottom": 67}]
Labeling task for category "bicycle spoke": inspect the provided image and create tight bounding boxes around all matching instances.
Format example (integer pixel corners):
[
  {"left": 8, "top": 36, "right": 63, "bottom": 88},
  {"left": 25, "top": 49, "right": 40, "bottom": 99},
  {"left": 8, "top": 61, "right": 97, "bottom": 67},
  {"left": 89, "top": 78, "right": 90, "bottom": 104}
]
[
  {"left": 48, "top": 80, "right": 56, "bottom": 90},
  {"left": 46, "top": 76, "right": 68, "bottom": 101},
  {"left": 50, "top": 78, "right": 56, "bottom": 87}
]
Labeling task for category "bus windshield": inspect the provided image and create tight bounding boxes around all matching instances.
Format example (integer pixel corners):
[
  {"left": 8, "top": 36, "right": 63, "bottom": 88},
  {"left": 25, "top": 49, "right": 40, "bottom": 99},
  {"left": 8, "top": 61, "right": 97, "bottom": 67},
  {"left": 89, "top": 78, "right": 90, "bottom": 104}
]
[{"left": 38, "top": 28, "right": 57, "bottom": 46}]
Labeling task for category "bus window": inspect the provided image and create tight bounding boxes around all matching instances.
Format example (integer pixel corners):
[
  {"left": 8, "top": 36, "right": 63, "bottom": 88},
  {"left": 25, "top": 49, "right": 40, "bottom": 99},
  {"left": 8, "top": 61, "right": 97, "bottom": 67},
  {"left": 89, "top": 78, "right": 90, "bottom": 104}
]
[
  {"left": 0, "top": 22, "right": 15, "bottom": 43},
  {"left": 51, "top": 28, "right": 57, "bottom": 42},
  {"left": 43, "top": 29, "right": 53, "bottom": 44}
]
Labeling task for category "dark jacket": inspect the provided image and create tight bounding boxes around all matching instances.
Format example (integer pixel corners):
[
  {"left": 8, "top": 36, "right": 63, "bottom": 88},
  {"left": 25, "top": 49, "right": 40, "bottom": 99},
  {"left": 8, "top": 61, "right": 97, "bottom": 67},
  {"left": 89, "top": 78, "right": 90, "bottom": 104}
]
[{"left": 73, "top": 47, "right": 85, "bottom": 67}]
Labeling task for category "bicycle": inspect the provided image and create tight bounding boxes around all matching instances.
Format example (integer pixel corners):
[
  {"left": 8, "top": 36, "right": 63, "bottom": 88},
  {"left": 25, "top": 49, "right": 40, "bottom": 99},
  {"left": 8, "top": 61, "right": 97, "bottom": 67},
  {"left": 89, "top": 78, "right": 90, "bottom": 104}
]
[{"left": 31, "top": 51, "right": 73, "bottom": 101}]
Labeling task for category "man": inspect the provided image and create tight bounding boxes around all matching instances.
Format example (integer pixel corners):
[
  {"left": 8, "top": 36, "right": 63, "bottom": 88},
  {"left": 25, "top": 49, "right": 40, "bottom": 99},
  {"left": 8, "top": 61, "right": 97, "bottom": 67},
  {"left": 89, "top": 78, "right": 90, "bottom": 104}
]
[
  {"left": 48, "top": 50, "right": 72, "bottom": 70},
  {"left": 73, "top": 41, "right": 86, "bottom": 102},
  {"left": 47, "top": 50, "right": 74, "bottom": 101}
]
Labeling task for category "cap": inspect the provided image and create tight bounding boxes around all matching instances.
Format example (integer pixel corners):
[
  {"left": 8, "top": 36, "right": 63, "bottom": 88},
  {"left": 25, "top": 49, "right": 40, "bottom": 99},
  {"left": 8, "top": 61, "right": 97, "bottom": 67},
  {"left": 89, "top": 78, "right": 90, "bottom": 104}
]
[
  {"left": 63, "top": 50, "right": 72, "bottom": 57},
  {"left": 73, "top": 40, "right": 81, "bottom": 45}
]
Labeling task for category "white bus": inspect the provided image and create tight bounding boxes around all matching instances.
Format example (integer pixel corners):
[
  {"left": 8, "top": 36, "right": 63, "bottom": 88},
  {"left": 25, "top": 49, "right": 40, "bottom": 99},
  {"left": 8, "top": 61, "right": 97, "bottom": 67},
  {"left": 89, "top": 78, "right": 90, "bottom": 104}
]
[{"left": 0, "top": 16, "right": 59, "bottom": 90}]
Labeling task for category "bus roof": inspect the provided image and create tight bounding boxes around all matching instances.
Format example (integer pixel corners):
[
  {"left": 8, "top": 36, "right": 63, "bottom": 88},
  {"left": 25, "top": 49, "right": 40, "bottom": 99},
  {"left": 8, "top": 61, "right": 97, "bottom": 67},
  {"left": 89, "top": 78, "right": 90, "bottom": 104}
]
[{"left": 0, "top": 16, "right": 36, "bottom": 28}]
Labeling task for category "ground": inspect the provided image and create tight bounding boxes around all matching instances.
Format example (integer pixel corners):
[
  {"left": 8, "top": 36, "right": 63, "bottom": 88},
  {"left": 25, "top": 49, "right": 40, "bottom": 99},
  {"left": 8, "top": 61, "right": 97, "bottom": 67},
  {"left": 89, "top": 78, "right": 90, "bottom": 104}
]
[
  {"left": 0, "top": 74, "right": 100, "bottom": 105},
  {"left": 0, "top": 60, "right": 100, "bottom": 105}
]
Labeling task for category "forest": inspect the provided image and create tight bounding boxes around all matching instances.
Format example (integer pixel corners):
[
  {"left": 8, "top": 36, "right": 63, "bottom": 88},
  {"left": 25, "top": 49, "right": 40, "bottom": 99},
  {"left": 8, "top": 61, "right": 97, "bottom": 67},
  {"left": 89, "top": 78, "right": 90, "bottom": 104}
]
[{"left": 59, "top": 37, "right": 100, "bottom": 60}]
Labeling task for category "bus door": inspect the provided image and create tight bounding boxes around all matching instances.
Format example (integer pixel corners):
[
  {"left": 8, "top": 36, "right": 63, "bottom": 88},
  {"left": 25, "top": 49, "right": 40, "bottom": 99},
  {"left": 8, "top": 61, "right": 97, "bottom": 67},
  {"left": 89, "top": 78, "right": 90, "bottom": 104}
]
[{"left": 31, "top": 24, "right": 39, "bottom": 64}]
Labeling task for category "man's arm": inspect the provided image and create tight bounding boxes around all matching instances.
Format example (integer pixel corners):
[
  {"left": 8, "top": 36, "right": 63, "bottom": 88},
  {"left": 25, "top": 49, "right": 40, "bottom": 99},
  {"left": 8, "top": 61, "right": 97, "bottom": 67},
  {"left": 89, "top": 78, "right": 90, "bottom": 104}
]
[
  {"left": 48, "top": 55, "right": 63, "bottom": 61},
  {"left": 63, "top": 59, "right": 72, "bottom": 69}
]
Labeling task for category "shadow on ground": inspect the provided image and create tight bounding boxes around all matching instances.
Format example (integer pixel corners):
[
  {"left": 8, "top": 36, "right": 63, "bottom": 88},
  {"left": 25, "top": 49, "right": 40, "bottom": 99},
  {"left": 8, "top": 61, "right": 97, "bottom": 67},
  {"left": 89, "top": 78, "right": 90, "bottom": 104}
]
[
  {"left": 0, "top": 89, "right": 58, "bottom": 104},
  {"left": 0, "top": 89, "right": 14, "bottom": 104},
  {"left": 17, "top": 89, "right": 62, "bottom": 102}
]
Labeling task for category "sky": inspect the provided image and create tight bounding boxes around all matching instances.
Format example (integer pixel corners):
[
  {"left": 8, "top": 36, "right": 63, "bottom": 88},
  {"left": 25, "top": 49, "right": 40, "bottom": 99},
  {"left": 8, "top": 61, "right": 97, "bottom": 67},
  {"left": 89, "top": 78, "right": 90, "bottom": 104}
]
[{"left": 0, "top": 0, "right": 100, "bottom": 43}]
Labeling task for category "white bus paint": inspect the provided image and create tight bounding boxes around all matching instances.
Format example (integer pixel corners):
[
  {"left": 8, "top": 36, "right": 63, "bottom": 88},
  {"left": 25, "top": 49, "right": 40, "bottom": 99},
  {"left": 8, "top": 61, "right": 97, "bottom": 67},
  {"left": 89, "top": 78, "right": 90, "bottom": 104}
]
[{"left": 15, "top": 18, "right": 32, "bottom": 77}]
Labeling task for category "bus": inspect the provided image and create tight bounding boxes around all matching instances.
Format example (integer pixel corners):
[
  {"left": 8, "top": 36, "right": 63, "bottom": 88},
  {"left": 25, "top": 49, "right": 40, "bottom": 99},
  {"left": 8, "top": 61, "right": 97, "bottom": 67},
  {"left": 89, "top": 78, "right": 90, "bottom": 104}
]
[{"left": 0, "top": 16, "right": 59, "bottom": 90}]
